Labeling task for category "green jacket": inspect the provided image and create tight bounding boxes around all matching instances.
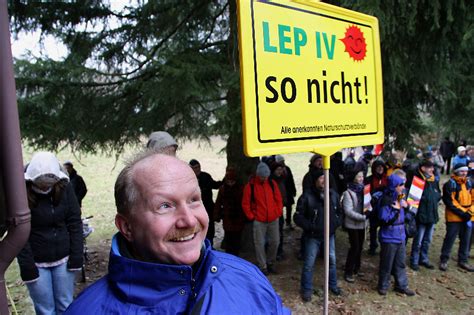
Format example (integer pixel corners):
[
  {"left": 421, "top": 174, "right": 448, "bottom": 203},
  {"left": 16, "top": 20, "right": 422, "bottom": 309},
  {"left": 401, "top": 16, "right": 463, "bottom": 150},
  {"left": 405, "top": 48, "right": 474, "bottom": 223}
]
[{"left": 415, "top": 171, "right": 441, "bottom": 224}]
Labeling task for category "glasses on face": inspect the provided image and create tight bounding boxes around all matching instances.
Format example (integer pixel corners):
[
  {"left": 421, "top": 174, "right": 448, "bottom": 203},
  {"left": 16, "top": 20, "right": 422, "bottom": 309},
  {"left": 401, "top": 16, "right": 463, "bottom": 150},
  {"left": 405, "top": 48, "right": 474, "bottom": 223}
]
[{"left": 397, "top": 183, "right": 405, "bottom": 187}]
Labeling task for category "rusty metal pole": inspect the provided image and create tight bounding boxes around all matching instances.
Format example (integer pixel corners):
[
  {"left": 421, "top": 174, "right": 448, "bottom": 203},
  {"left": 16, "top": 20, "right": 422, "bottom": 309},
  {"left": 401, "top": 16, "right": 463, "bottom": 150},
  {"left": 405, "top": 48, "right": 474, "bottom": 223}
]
[{"left": 0, "top": 0, "right": 31, "bottom": 313}]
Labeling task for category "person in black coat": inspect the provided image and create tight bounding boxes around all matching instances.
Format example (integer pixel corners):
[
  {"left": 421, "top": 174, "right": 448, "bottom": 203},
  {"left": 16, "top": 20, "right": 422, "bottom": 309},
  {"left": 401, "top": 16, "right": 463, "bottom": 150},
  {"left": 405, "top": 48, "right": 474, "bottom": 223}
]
[
  {"left": 189, "top": 159, "right": 222, "bottom": 246},
  {"left": 275, "top": 155, "right": 297, "bottom": 228},
  {"left": 19, "top": 152, "right": 83, "bottom": 314},
  {"left": 294, "top": 169, "right": 342, "bottom": 302},
  {"left": 439, "top": 137, "right": 456, "bottom": 174},
  {"left": 330, "top": 152, "right": 346, "bottom": 195},
  {"left": 64, "top": 161, "right": 88, "bottom": 207}
]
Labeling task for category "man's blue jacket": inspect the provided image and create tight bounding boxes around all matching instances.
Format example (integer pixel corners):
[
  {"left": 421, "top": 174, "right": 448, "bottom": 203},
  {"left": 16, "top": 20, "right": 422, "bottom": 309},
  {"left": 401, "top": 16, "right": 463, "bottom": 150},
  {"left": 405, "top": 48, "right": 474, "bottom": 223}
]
[{"left": 65, "top": 234, "right": 290, "bottom": 314}]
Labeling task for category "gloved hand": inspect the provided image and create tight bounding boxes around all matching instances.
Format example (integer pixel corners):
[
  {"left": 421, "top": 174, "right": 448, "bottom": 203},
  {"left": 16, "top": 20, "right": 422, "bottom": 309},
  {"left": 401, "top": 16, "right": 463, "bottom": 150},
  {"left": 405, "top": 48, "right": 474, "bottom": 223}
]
[{"left": 461, "top": 212, "right": 472, "bottom": 222}]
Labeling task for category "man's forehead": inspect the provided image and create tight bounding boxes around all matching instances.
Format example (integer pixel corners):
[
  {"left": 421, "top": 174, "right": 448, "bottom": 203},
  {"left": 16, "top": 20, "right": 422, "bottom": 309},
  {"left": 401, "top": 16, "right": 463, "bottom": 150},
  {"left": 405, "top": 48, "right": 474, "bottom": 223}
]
[{"left": 132, "top": 154, "right": 195, "bottom": 182}]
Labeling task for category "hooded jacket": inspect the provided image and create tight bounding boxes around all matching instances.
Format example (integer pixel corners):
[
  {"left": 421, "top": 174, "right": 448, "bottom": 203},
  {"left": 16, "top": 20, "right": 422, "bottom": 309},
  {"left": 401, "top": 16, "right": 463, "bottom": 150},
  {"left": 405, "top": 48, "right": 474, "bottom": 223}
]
[
  {"left": 365, "top": 160, "right": 388, "bottom": 193},
  {"left": 65, "top": 235, "right": 290, "bottom": 315},
  {"left": 242, "top": 177, "right": 283, "bottom": 223},
  {"left": 378, "top": 175, "right": 406, "bottom": 244},
  {"left": 442, "top": 175, "right": 474, "bottom": 222},
  {"left": 17, "top": 183, "right": 83, "bottom": 281}
]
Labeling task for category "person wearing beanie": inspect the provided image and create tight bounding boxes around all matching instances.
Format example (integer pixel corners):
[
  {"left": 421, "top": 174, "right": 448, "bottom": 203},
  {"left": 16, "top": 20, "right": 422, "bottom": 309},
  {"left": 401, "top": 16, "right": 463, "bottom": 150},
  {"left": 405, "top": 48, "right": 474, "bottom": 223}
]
[
  {"left": 294, "top": 169, "right": 343, "bottom": 302},
  {"left": 242, "top": 162, "right": 283, "bottom": 275},
  {"left": 408, "top": 159, "right": 441, "bottom": 271},
  {"left": 302, "top": 154, "right": 337, "bottom": 193},
  {"left": 189, "top": 159, "right": 222, "bottom": 246},
  {"left": 439, "top": 162, "right": 474, "bottom": 272},
  {"left": 377, "top": 171, "right": 415, "bottom": 296},
  {"left": 453, "top": 146, "right": 470, "bottom": 167},
  {"left": 214, "top": 166, "right": 245, "bottom": 256},
  {"left": 146, "top": 131, "right": 178, "bottom": 156}
]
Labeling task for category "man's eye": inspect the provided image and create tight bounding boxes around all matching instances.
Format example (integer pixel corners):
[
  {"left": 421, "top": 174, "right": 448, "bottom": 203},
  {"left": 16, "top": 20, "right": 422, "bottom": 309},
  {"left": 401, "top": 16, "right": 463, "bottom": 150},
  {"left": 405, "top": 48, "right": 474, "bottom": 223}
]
[{"left": 156, "top": 203, "right": 174, "bottom": 214}]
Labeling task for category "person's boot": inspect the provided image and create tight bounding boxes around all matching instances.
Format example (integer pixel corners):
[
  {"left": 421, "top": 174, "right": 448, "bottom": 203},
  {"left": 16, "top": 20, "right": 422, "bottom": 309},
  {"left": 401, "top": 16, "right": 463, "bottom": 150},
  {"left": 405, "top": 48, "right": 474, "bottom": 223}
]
[
  {"left": 439, "top": 262, "right": 448, "bottom": 271},
  {"left": 458, "top": 262, "right": 474, "bottom": 272},
  {"left": 394, "top": 287, "right": 415, "bottom": 296}
]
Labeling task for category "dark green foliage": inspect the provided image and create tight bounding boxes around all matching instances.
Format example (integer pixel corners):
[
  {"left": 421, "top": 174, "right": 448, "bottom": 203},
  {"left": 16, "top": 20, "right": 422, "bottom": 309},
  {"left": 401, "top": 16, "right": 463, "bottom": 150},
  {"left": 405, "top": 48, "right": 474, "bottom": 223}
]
[
  {"left": 8, "top": 0, "right": 473, "bottom": 159},
  {"left": 10, "top": 0, "right": 234, "bottom": 154},
  {"left": 330, "top": 0, "right": 473, "bottom": 148}
]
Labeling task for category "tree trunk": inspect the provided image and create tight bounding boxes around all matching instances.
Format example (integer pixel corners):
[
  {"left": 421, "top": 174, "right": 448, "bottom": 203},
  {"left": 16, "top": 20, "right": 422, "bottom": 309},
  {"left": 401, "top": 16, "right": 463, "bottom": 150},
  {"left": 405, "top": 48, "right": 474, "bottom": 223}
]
[
  {"left": 226, "top": 0, "right": 258, "bottom": 181},
  {"left": 225, "top": 1, "right": 258, "bottom": 258}
]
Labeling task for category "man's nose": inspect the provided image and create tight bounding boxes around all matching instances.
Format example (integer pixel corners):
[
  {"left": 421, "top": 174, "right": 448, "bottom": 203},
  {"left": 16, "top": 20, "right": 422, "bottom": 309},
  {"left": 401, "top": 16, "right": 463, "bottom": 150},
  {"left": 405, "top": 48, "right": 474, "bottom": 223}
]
[{"left": 175, "top": 204, "right": 198, "bottom": 228}]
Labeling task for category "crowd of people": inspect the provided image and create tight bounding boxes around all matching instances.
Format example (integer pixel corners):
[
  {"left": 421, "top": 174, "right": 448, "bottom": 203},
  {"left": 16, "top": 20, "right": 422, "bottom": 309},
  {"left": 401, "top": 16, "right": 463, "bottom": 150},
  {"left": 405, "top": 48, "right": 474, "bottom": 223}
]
[{"left": 17, "top": 132, "right": 473, "bottom": 313}]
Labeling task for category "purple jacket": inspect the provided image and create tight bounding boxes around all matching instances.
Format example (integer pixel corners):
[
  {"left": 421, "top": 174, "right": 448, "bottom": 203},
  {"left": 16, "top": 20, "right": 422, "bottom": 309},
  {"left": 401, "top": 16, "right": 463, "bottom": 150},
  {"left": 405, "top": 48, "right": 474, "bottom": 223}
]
[{"left": 378, "top": 175, "right": 406, "bottom": 244}]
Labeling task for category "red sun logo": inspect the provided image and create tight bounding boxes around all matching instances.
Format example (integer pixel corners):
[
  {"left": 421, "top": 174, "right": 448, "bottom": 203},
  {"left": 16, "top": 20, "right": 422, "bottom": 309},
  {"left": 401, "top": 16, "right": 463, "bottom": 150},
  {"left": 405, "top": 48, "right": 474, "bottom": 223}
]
[{"left": 340, "top": 25, "right": 367, "bottom": 61}]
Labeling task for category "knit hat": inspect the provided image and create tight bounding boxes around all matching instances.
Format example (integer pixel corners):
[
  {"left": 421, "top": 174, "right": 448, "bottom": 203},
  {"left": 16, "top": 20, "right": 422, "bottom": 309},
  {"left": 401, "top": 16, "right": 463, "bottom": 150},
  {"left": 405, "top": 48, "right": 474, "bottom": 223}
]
[
  {"left": 189, "top": 159, "right": 200, "bottom": 167},
  {"left": 256, "top": 162, "right": 270, "bottom": 177},
  {"left": 25, "top": 152, "right": 69, "bottom": 184},
  {"left": 275, "top": 155, "right": 285, "bottom": 163},
  {"left": 419, "top": 159, "right": 434, "bottom": 168},
  {"left": 453, "top": 163, "right": 469, "bottom": 174},
  {"left": 63, "top": 160, "right": 73, "bottom": 166},
  {"left": 146, "top": 131, "right": 177, "bottom": 150},
  {"left": 310, "top": 168, "right": 324, "bottom": 182},
  {"left": 422, "top": 151, "right": 433, "bottom": 159},
  {"left": 457, "top": 146, "right": 466, "bottom": 155},
  {"left": 270, "top": 161, "right": 284, "bottom": 173}
]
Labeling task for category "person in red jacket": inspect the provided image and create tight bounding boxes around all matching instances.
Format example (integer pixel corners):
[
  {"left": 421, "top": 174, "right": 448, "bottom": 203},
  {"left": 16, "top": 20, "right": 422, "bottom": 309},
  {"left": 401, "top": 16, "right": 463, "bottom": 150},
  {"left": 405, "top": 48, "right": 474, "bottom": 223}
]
[{"left": 242, "top": 162, "right": 283, "bottom": 275}]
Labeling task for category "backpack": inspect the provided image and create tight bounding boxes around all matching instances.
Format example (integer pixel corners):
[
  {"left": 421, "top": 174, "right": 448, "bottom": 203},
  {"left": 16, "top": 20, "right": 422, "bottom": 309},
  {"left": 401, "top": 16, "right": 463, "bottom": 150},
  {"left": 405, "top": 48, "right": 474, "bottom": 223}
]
[
  {"left": 249, "top": 178, "right": 275, "bottom": 205},
  {"left": 447, "top": 178, "right": 472, "bottom": 204}
]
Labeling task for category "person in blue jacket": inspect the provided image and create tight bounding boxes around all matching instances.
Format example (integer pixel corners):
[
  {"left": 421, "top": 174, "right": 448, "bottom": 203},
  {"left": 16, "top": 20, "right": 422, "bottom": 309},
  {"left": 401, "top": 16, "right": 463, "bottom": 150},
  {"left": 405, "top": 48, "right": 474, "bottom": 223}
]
[
  {"left": 65, "top": 152, "right": 290, "bottom": 315},
  {"left": 377, "top": 171, "right": 415, "bottom": 297}
]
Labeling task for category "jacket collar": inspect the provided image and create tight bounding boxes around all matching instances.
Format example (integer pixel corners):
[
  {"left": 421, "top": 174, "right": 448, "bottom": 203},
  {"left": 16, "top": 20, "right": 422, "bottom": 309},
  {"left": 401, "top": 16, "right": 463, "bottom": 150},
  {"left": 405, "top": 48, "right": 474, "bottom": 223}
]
[{"left": 108, "top": 233, "right": 222, "bottom": 307}]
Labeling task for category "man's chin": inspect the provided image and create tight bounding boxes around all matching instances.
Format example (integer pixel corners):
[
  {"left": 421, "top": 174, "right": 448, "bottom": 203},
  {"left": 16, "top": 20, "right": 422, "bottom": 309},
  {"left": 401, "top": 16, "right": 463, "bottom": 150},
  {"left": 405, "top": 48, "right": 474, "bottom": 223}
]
[{"left": 167, "top": 237, "right": 204, "bottom": 265}]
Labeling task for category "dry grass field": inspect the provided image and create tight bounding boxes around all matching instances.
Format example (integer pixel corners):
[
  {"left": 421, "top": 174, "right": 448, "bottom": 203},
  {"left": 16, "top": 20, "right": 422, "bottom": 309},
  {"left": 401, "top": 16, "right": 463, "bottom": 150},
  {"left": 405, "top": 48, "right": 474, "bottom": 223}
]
[{"left": 6, "top": 138, "right": 474, "bottom": 314}]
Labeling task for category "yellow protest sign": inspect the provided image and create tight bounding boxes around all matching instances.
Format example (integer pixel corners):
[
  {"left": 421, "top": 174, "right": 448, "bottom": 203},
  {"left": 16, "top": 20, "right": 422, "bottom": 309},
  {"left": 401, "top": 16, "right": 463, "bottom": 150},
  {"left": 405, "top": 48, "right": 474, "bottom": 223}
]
[{"left": 237, "top": 0, "right": 384, "bottom": 157}]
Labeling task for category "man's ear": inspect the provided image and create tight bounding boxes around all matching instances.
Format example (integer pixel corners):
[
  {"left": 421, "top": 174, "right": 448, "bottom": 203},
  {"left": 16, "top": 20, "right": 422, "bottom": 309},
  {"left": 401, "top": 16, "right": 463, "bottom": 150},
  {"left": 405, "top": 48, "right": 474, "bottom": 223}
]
[{"left": 115, "top": 213, "right": 133, "bottom": 242}]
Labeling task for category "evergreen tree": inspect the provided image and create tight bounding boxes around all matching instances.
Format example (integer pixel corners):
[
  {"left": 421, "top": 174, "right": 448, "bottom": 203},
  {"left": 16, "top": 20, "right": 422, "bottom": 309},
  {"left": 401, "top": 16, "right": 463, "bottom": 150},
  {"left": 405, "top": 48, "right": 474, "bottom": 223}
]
[
  {"left": 331, "top": 0, "right": 473, "bottom": 147},
  {"left": 8, "top": 0, "right": 472, "bottom": 166}
]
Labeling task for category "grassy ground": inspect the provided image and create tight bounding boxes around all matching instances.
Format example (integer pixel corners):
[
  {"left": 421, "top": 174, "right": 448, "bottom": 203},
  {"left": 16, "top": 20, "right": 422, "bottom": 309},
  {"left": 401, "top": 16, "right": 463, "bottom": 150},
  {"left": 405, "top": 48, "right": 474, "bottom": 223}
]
[{"left": 6, "top": 138, "right": 474, "bottom": 314}]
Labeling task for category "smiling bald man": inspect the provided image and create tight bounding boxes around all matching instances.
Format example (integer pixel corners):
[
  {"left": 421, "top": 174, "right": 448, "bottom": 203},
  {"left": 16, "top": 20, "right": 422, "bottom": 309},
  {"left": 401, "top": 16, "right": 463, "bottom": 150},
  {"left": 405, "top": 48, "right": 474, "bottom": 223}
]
[{"left": 65, "top": 152, "right": 290, "bottom": 315}]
